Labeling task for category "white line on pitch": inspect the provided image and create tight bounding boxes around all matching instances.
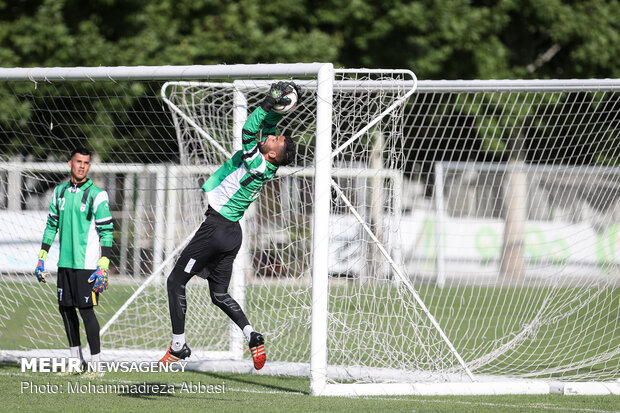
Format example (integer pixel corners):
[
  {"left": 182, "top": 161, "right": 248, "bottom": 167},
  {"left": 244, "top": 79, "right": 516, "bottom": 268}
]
[{"left": 363, "top": 397, "right": 619, "bottom": 413}]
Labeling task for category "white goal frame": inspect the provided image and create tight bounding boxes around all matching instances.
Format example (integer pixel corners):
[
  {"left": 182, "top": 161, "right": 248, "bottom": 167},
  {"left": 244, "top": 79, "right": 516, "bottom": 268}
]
[{"left": 158, "top": 72, "right": 451, "bottom": 397}]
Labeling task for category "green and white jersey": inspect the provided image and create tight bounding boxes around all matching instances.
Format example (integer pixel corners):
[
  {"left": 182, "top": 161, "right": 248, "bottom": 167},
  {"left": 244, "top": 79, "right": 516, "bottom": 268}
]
[
  {"left": 202, "top": 107, "right": 283, "bottom": 222},
  {"left": 42, "top": 178, "right": 114, "bottom": 269}
]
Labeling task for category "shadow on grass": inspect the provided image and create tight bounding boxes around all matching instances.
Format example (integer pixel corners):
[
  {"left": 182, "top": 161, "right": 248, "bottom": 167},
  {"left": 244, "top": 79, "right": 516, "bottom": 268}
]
[
  {"left": 114, "top": 381, "right": 177, "bottom": 399},
  {"left": 193, "top": 371, "right": 309, "bottom": 395},
  {"left": 0, "top": 362, "right": 19, "bottom": 370}
]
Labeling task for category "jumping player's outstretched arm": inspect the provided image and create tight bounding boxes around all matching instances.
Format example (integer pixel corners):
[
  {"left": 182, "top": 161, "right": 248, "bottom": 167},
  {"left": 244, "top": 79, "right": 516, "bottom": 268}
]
[
  {"left": 240, "top": 107, "right": 282, "bottom": 174},
  {"left": 240, "top": 82, "right": 297, "bottom": 173}
]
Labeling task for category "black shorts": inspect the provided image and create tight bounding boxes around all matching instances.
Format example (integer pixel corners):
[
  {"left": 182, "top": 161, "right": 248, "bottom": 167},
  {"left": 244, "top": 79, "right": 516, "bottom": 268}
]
[
  {"left": 174, "top": 206, "right": 242, "bottom": 289},
  {"left": 57, "top": 268, "right": 99, "bottom": 308}
]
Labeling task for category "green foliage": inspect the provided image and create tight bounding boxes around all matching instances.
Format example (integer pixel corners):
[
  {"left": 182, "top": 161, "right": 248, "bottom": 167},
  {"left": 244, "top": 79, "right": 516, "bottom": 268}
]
[
  {"left": 1, "top": 0, "right": 619, "bottom": 162},
  {"left": 2, "top": 0, "right": 619, "bottom": 78}
]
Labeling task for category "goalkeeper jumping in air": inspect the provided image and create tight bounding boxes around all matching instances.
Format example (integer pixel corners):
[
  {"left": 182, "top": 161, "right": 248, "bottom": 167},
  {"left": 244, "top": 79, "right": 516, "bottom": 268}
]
[
  {"left": 35, "top": 147, "right": 113, "bottom": 373},
  {"left": 159, "top": 81, "right": 298, "bottom": 370}
]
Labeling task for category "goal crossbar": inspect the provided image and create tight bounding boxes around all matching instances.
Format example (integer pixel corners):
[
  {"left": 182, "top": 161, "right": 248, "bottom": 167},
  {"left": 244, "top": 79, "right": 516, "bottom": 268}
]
[{"left": 0, "top": 63, "right": 330, "bottom": 82}]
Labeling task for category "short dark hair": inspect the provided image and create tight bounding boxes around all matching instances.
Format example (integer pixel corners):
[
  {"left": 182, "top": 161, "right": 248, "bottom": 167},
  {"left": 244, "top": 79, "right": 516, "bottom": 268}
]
[
  {"left": 70, "top": 147, "right": 91, "bottom": 159},
  {"left": 277, "top": 136, "right": 296, "bottom": 166}
]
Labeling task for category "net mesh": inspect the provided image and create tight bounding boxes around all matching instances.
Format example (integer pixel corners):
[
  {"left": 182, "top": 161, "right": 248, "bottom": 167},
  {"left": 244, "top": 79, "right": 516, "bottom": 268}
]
[{"left": 0, "top": 72, "right": 618, "bottom": 383}]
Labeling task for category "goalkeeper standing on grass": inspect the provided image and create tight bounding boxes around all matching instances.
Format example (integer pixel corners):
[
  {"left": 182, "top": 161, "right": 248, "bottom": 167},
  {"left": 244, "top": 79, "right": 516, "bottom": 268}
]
[
  {"left": 159, "top": 82, "right": 298, "bottom": 370},
  {"left": 35, "top": 147, "right": 113, "bottom": 372}
]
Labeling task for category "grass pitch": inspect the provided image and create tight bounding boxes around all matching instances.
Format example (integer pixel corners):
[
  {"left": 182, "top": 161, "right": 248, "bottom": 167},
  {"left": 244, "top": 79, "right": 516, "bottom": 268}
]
[
  {"left": 2, "top": 278, "right": 619, "bottom": 378},
  {"left": 2, "top": 363, "right": 619, "bottom": 413},
  {"left": 1, "top": 277, "right": 619, "bottom": 411}
]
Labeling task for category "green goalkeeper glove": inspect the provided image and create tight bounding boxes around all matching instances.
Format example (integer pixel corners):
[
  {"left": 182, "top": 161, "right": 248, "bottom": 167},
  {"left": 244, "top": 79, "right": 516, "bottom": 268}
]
[
  {"left": 34, "top": 249, "right": 49, "bottom": 283},
  {"left": 260, "top": 81, "right": 293, "bottom": 112},
  {"left": 88, "top": 256, "right": 109, "bottom": 293}
]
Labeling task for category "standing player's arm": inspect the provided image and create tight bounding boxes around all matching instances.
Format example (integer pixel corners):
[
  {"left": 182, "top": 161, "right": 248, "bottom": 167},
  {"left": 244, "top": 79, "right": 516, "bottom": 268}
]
[
  {"left": 93, "top": 191, "right": 113, "bottom": 258},
  {"left": 88, "top": 191, "right": 113, "bottom": 293},
  {"left": 35, "top": 186, "right": 62, "bottom": 283}
]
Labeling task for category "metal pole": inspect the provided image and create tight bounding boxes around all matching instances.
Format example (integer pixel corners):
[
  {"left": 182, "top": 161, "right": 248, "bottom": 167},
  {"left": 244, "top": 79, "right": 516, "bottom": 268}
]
[
  {"left": 309, "top": 63, "right": 334, "bottom": 396},
  {"left": 435, "top": 162, "right": 446, "bottom": 288}
]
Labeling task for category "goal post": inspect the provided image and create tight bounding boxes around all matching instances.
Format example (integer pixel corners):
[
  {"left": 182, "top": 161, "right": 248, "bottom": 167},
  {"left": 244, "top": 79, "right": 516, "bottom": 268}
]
[{"left": 309, "top": 64, "right": 335, "bottom": 396}]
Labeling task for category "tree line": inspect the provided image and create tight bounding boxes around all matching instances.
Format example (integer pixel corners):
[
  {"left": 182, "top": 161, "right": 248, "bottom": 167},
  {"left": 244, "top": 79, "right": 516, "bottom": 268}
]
[
  {"left": 2, "top": 0, "right": 619, "bottom": 79},
  {"left": 1, "top": 0, "right": 619, "bottom": 165}
]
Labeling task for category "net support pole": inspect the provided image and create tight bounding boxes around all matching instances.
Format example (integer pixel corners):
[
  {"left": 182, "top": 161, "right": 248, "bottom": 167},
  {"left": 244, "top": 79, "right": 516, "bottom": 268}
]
[
  {"left": 165, "top": 166, "right": 179, "bottom": 278},
  {"left": 434, "top": 162, "right": 446, "bottom": 288},
  {"left": 230, "top": 86, "right": 249, "bottom": 359},
  {"left": 310, "top": 63, "right": 335, "bottom": 396},
  {"left": 7, "top": 156, "right": 21, "bottom": 211},
  {"left": 153, "top": 165, "right": 166, "bottom": 274}
]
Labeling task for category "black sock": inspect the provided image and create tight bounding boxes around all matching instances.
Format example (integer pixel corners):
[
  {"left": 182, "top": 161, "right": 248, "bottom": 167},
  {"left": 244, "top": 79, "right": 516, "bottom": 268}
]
[
  {"left": 59, "top": 305, "right": 80, "bottom": 347},
  {"left": 78, "top": 307, "right": 101, "bottom": 355}
]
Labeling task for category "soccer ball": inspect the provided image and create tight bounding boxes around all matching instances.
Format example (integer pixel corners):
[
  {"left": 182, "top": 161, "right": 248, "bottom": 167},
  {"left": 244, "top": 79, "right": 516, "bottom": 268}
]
[{"left": 273, "top": 88, "right": 298, "bottom": 114}]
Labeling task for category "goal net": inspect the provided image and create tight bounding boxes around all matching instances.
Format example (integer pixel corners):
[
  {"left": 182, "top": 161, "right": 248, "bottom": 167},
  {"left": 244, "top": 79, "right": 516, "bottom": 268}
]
[
  {"left": 0, "top": 66, "right": 618, "bottom": 396},
  {"left": 156, "top": 72, "right": 476, "bottom": 393}
]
